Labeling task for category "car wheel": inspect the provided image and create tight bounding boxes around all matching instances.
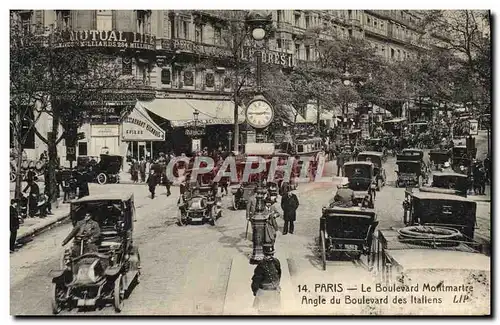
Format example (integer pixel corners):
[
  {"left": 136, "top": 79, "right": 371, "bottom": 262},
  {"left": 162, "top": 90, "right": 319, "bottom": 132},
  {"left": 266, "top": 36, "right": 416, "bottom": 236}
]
[
  {"left": 51, "top": 282, "right": 64, "bottom": 315},
  {"left": 377, "top": 179, "right": 382, "bottom": 191},
  {"left": 97, "top": 173, "right": 107, "bottom": 185},
  {"left": 10, "top": 171, "right": 16, "bottom": 182},
  {"left": 232, "top": 196, "right": 238, "bottom": 210},
  {"left": 114, "top": 274, "right": 125, "bottom": 312}
]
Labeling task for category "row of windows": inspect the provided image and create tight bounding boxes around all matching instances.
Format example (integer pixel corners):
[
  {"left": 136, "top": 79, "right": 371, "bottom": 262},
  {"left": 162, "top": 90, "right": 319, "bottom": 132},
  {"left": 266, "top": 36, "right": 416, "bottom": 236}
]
[{"left": 160, "top": 69, "right": 232, "bottom": 89}]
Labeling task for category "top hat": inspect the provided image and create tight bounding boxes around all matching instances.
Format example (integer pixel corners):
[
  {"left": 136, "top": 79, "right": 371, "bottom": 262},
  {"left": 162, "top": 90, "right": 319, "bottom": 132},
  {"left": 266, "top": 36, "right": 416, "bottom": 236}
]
[{"left": 263, "top": 245, "right": 275, "bottom": 255}]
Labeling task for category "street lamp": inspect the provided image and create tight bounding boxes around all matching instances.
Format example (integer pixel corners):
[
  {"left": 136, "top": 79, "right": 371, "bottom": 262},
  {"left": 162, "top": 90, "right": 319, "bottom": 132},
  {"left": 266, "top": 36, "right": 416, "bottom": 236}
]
[
  {"left": 193, "top": 109, "right": 199, "bottom": 126},
  {"left": 192, "top": 109, "right": 200, "bottom": 152},
  {"left": 246, "top": 11, "right": 273, "bottom": 93}
]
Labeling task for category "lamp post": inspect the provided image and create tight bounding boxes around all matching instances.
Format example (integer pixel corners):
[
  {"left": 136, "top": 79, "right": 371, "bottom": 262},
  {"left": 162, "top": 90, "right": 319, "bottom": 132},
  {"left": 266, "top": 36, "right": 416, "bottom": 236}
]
[
  {"left": 192, "top": 109, "right": 200, "bottom": 152},
  {"left": 246, "top": 11, "right": 272, "bottom": 93},
  {"left": 249, "top": 186, "right": 269, "bottom": 264}
]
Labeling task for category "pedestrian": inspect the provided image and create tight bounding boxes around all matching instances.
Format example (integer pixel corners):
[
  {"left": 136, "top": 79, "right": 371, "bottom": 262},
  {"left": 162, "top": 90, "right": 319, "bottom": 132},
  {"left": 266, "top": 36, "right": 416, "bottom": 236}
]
[
  {"left": 131, "top": 159, "right": 139, "bottom": 183},
  {"left": 147, "top": 169, "right": 158, "bottom": 199},
  {"left": 77, "top": 168, "right": 90, "bottom": 198},
  {"left": 336, "top": 151, "right": 344, "bottom": 177},
  {"left": 139, "top": 157, "right": 147, "bottom": 183},
  {"left": 264, "top": 197, "right": 280, "bottom": 253},
  {"left": 23, "top": 180, "right": 39, "bottom": 217},
  {"left": 39, "top": 150, "right": 48, "bottom": 161},
  {"left": 26, "top": 167, "right": 37, "bottom": 183},
  {"left": 280, "top": 186, "right": 299, "bottom": 235},
  {"left": 10, "top": 199, "right": 20, "bottom": 252},
  {"left": 251, "top": 246, "right": 281, "bottom": 314},
  {"left": 162, "top": 154, "right": 172, "bottom": 196}
]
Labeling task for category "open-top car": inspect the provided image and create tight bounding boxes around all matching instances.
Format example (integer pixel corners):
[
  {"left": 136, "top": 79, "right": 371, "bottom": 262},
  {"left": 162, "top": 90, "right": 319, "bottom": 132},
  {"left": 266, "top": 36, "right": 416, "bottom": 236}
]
[
  {"left": 319, "top": 206, "right": 378, "bottom": 270},
  {"left": 429, "top": 149, "right": 451, "bottom": 170},
  {"left": 356, "top": 151, "right": 386, "bottom": 191},
  {"left": 82, "top": 154, "right": 122, "bottom": 185},
  {"left": 451, "top": 146, "right": 476, "bottom": 174},
  {"left": 342, "top": 161, "right": 377, "bottom": 207},
  {"left": 178, "top": 168, "right": 221, "bottom": 225},
  {"left": 402, "top": 187, "right": 476, "bottom": 239},
  {"left": 51, "top": 193, "right": 140, "bottom": 314},
  {"left": 395, "top": 154, "right": 425, "bottom": 188}
]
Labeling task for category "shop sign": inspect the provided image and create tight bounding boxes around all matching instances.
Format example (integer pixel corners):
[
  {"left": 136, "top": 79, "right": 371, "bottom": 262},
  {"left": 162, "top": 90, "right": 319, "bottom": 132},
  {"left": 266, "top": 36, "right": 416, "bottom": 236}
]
[
  {"left": 54, "top": 30, "right": 156, "bottom": 50},
  {"left": 91, "top": 125, "right": 120, "bottom": 137},
  {"left": 192, "top": 139, "right": 201, "bottom": 152},
  {"left": 242, "top": 47, "right": 294, "bottom": 68},
  {"left": 469, "top": 119, "right": 478, "bottom": 135},
  {"left": 171, "top": 117, "right": 245, "bottom": 127},
  {"left": 185, "top": 126, "right": 205, "bottom": 137},
  {"left": 122, "top": 104, "right": 165, "bottom": 141}
]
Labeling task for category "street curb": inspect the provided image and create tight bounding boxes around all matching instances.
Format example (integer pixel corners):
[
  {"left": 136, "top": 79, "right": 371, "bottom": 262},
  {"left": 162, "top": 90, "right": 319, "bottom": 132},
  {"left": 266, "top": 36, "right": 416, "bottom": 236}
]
[{"left": 17, "top": 211, "right": 70, "bottom": 244}]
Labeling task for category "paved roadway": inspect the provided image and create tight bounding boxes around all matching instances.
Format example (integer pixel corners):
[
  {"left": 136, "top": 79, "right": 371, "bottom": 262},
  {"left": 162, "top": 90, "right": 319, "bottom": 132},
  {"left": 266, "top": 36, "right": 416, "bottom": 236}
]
[{"left": 10, "top": 131, "right": 490, "bottom": 315}]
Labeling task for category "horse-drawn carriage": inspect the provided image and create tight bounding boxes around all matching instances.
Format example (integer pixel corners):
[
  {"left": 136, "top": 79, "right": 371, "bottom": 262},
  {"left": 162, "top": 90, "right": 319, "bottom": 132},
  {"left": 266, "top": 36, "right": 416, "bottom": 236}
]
[
  {"left": 342, "top": 161, "right": 377, "bottom": 208},
  {"left": 51, "top": 193, "right": 140, "bottom": 314},
  {"left": 318, "top": 206, "right": 378, "bottom": 270},
  {"left": 356, "top": 151, "right": 386, "bottom": 191},
  {"left": 177, "top": 167, "right": 222, "bottom": 226}
]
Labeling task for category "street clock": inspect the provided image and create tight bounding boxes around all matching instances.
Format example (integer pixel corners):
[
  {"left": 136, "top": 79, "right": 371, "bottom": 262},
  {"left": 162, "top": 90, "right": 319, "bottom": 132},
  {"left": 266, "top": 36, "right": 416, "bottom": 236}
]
[{"left": 245, "top": 96, "right": 274, "bottom": 129}]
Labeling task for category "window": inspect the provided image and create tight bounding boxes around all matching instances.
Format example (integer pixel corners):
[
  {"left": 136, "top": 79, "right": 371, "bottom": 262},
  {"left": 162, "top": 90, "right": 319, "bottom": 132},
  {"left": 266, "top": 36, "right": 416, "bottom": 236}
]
[
  {"left": 136, "top": 10, "right": 151, "bottom": 34},
  {"left": 277, "top": 10, "right": 282, "bottom": 23},
  {"left": 348, "top": 10, "right": 352, "bottom": 19},
  {"left": 305, "top": 45, "right": 310, "bottom": 61},
  {"left": 19, "top": 12, "right": 32, "bottom": 34},
  {"left": 294, "top": 14, "right": 300, "bottom": 26},
  {"left": 295, "top": 43, "right": 300, "bottom": 58},
  {"left": 391, "top": 48, "right": 395, "bottom": 58},
  {"left": 97, "top": 10, "right": 112, "bottom": 30},
  {"left": 205, "top": 73, "right": 214, "bottom": 88},
  {"left": 397, "top": 49, "right": 400, "bottom": 59},
  {"left": 214, "top": 26, "right": 222, "bottom": 45},
  {"left": 348, "top": 29, "right": 353, "bottom": 38},
  {"left": 224, "top": 77, "right": 231, "bottom": 89},
  {"left": 161, "top": 69, "right": 171, "bottom": 84},
  {"left": 374, "top": 20, "right": 377, "bottom": 27},
  {"left": 182, "top": 20, "right": 189, "bottom": 39},
  {"left": 195, "top": 24, "right": 203, "bottom": 43},
  {"left": 380, "top": 21, "right": 384, "bottom": 29},
  {"left": 367, "top": 16, "right": 371, "bottom": 24},
  {"left": 56, "top": 10, "right": 71, "bottom": 29},
  {"left": 184, "top": 71, "right": 194, "bottom": 86},
  {"left": 305, "top": 15, "right": 310, "bottom": 28},
  {"left": 78, "top": 142, "right": 88, "bottom": 156}
]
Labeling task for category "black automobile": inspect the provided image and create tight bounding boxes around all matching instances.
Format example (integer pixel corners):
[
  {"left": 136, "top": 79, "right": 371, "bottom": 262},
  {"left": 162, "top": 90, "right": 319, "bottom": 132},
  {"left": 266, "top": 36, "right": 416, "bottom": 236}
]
[{"left": 356, "top": 151, "right": 386, "bottom": 191}]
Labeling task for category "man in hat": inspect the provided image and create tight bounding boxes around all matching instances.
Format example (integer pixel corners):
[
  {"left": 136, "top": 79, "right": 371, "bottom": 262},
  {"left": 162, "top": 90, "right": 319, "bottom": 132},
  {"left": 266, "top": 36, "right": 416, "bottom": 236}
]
[
  {"left": 281, "top": 185, "right": 299, "bottom": 235},
  {"left": 442, "top": 161, "right": 453, "bottom": 173},
  {"left": 251, "top": 246, "right": 281, "bottom": 314},
  {"left": 10, "top": 199, "right": 20, "bottom": 252},
  {"left": 329, "top": 183, "right": 355, "bottom": 208},
  {"left": 62, "top": 212, "right": 101, "bottom": 257},
  {"left": 264, "top": 196, "right": 280, "bottom": 252},
  {"left": 147, "top": 168, "right": 159, "bottom": 199}
]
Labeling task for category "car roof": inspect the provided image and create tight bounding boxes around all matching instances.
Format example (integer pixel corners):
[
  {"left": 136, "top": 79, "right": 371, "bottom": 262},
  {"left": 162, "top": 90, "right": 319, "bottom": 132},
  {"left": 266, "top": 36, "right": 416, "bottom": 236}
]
[
  {"left": 396, "top": 160, "right": 420, "bottom": 164},
  {"left": 72, "top": 193, "right": 134, "bottom": 203},
  {"left": 433, "top": 171, "right": 468, "bottom": 178},
  {"left": 358, "top": 151, "right": 384, "bottom": 157},
  {"left": 344, "top": 161, "right": 373, "bottom": 166},
  {"left": 403, "top": 148, "right": 424, "bottom": 153},
  {"left": 385, "top": 249, "right": 490, "bottom": 271},
  {"left": 409, "top": 189, "right": 472, "bottom": 202}
]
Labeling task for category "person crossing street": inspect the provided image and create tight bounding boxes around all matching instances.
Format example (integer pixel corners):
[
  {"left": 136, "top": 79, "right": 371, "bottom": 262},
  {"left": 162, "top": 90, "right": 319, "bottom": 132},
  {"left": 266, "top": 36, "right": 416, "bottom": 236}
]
[{"left": 280, "top": 186, "right": 299, "bottom": 235}]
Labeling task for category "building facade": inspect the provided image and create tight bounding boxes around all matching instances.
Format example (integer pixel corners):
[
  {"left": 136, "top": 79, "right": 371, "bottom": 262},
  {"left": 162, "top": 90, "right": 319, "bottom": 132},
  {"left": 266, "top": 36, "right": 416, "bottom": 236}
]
[{"left": 12, "top": 9, "right": 428, "bottom": 163}]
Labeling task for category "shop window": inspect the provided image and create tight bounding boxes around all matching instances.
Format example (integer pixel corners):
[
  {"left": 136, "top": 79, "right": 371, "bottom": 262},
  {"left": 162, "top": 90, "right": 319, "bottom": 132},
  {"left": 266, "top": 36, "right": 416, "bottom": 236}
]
[
  {"left": 122, "top": 57, "right": 132, "bottom": 75},
  {"left": 161, "top": 69, "right": 171, "bottom": 84},
  {"left": 184, "top": 71, "right": 194, "bottom": 86},
  {"left": 205, "top": 73, "right": 214, "bottom": 88},
  {"left": 78, "top": 142, "right": 88, "bottom": 156}
]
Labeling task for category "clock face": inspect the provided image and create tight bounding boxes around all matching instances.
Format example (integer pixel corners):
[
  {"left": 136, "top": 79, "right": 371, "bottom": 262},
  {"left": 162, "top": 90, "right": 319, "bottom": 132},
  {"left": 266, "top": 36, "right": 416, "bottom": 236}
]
[{"left": 245, "top": 100, "right": 274, "bottom": 128}]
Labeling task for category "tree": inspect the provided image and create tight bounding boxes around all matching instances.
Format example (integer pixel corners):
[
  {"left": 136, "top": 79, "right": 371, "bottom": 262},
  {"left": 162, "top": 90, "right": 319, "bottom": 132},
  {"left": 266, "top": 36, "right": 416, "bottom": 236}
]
[{"left": 10, "top": 15, "right": 132, "bottom": 201}]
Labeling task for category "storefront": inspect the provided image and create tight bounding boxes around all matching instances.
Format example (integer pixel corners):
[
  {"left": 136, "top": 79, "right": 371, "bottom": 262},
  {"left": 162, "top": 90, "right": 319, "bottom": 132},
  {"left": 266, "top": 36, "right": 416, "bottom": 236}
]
[{"left": 122, "top": 101, "right": 165, "bottom": 161}]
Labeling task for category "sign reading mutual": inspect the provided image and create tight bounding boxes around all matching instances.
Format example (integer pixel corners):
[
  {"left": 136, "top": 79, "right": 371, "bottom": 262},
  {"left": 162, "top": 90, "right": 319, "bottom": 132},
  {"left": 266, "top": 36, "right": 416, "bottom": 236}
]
[
  {"left": 122, "top": 102, "right": 165, "bottom": 141},
  {"left": 55, "top": 30, "right": 156, "bottom": 50}
]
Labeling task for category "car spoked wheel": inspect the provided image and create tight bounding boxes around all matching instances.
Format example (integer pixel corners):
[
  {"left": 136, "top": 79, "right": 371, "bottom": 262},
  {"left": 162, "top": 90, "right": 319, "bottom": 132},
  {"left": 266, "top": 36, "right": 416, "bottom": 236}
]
[
  {"left": 377, "top": 179, "right": 382, "bottom": 191},
  {"left": 10, "top": 171, "right": 16, "bottom": 182},
  {"left": 51, "top": 282, "right": 65, "bottom": 314},
  {"left": 113, "top": 274, "right": 125, "bottom": 312},
  {"left": 97, "top": 173, "right": 107, "bottom": 185}
]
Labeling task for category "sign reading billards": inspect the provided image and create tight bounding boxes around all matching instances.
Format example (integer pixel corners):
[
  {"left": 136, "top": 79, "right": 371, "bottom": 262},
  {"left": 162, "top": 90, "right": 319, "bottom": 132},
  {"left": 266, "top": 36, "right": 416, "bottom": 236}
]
[{"left": 245, "top": 97, "right": 274, "bottom": 129}]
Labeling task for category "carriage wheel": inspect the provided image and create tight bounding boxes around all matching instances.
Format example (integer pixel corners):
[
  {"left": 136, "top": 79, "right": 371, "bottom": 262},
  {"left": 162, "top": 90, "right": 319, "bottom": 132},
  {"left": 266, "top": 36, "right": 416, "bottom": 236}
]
[
  {"left": 320, "top": 230, "right": 327, "bottom": 271},
  {"left": 97, "top": 173, "right": 107, "bottom": 185},
  {"left": 232, "top": 196, "right": 238, "bottom": 210},
  {"left": 10, "top": 171, "right": 16, "bottom": 183},
  {"left": 113, "top": 274, "right": 125, "bottom": 312},
  {"left": 377, "top": 179, "right": 382, "bottom": 191},
  {"left": 177, "top": 211, "right": 187, "bottom": 226},
  {"left": 135, "top": 249, "right": 141, "bottom": 284},
  {"left": 51, "top": 282, "right": 64, "bottom": 315}
]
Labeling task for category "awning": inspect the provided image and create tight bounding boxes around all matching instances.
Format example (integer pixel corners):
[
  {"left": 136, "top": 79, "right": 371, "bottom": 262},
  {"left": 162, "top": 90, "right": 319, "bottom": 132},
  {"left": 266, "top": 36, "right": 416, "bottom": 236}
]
[
  {"left": 139, "top": 98, "right": 245, "bottom": 127},
  {"left": 383, "top": 117, "right": 407, "bottom": 124},
  {"left": 371, "top": 104, "right": 393, "bottom": 117},
  {"left": 304, "top": 104, "right": 336, "bottom": 123},
  {"left": 122, "top": 102, "right": 165, "bottom": 141},
  {"left": 283, "top": 105, "right": 307, "bottom": 124}
]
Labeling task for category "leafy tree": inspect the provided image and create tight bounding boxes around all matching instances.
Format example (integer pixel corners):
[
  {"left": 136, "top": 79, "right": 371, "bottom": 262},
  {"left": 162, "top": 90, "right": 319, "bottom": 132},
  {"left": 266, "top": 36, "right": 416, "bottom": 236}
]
[{"left": 10, "top": 14, "right": 132, "bottom": 201}]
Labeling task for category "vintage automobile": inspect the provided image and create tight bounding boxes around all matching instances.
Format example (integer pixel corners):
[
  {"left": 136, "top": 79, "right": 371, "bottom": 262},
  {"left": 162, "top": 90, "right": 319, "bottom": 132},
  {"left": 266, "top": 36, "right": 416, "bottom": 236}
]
[
  {"left": 356, "top": 151, "right": 386, "bottom": 191},
  {"left": 319, "top": 206, "right": 378, "bottom": 270},
  {"left": 451, "top": 146, "right": 477, "bottom": 174},
  {"left": 364, "top": 138, "right": 387, "bottom": 156},
  {"left": 402, "top": 187, "right": 476, "bottom": 239},
  {"left": 395, "top": 154, "right": 424, "bottom": 188},
  {"left": 78, "top": 154, "right": 122, "bottom": 185},
  {"left": 428, "top": 149, "right": 451, "bottom": 170},
  {"left": 431, "top": 171, "right": 469, "bottom": 193},
  {"left": 371, "top": 226, "right": 490, "bottom": 314},
  {"left": 401, "top": 148, "right": 425, "bottom": 162},
  {"left": 178, "top": 168, "right": 221, "bottom": 226},
  {"left": 342, "top": 161, "right": 376, "bottom": 207},
  {"left": 51, "top": 193, "right": 140, "bottom": 314}
]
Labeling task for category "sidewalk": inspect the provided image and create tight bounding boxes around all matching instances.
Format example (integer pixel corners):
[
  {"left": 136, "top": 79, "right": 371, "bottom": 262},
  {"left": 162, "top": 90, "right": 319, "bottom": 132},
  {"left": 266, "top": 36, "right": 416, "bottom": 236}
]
[{"left": 16, "top": 199, "right": 70, "bottom": 245}]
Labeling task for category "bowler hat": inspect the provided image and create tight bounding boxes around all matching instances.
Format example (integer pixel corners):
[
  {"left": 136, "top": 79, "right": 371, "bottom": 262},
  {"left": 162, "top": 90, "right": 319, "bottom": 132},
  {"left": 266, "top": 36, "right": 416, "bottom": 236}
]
[{"left": 263, "top": 245, "right": 275, "bottom": 255}]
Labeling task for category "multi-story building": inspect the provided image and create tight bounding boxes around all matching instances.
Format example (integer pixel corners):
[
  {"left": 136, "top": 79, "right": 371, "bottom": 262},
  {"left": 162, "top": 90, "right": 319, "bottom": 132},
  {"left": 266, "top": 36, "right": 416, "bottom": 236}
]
[{"left": 11, "top": 9, "right": 430, "bottom": 162}]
